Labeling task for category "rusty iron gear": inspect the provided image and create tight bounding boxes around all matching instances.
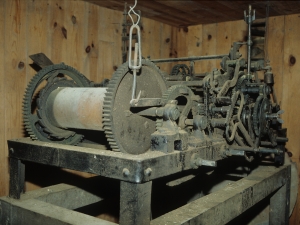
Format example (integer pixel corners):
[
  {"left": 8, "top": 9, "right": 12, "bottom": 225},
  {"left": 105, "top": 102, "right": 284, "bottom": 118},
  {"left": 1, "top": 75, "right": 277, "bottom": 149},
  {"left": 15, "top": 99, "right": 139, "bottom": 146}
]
[
  {"left": 160, "top": 85, "right": 196, "bottom": 129},
  {"left": 23, "top": 63, "right": 91, "bottom": 144},
  {"left": 102, "top": 59, "right": 167, "bottom": 154}
]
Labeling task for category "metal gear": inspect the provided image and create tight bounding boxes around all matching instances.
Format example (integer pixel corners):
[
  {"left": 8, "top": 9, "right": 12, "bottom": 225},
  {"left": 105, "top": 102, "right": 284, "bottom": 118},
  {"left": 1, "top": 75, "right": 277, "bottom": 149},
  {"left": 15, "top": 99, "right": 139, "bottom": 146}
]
[
  {"left": 103, "top": 59, "right": 167, "bottom": 154},
  {"left": 170, "top": 64, "right": 190, "bottom": 77},
  {"left": 252, "top": 96, "right": 272, "bottom": 137},
  {"left": 23, "top": 63, "right": 91, "bottom": 144},
  {"left": 161, "top": 85, "right": 196, "bottom": 129}
]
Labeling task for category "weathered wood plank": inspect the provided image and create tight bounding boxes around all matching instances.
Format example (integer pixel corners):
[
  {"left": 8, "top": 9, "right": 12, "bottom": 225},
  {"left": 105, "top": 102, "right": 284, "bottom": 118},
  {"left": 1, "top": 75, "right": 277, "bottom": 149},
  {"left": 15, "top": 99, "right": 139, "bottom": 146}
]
[
  {"left": 201, "top": 23, "right": 217, "bottom": 72},
  {"left": 281, "top": 13, "right": 300, "bottom": 225},
  {"left": 230, "top": 19, "right": 247, "bottom": 60},
  {"left": 86, "top": 3, "right": 99, "bottom": 82},
  {"left": 26, "top": 0, "right": 49, "bottom": 81},
  {"left": 157, "top": 23, "right": 173, "bottom": 73},
  {"left": 216, "top": 21, "right": 232, "bottom": 55},
  {"left": 267, "top": 16, "right": 284, "bottom": 105},
  {"left": 186, "top": 25, "right": 203, "bottom": 74},
  {"left": 4, "top": 0, "right": 28, "bottom": 186},
  {"left": 0, "top": 0, "right": 8, "bottom": 197}
]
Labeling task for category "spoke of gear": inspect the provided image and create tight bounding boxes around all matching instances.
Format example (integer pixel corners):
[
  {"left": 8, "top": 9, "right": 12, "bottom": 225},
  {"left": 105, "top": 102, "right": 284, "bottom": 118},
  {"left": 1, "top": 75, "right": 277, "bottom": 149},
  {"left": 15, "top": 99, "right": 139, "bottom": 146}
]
[
  {"left": 23, "top": 63, "right": 91, "bottom": 145},
  {"left": 103, "top": 59, "right": 167, "bottom": 154},
  {"left": 160, "top": 85, "right": 196, "bottom": 129},
  {"left": 252, "top": 95, "right": 263, "bottom": 136}
]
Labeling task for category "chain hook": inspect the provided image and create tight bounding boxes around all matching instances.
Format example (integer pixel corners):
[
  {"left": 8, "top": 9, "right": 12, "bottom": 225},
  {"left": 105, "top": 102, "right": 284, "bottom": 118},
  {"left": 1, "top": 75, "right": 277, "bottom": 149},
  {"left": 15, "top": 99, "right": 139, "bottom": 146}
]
[
  {"left": 128, "top": 0, "right": 142, "bottom": 106},
  {"left": 128, "top": 0, "right": 141, "bottom": 26}
]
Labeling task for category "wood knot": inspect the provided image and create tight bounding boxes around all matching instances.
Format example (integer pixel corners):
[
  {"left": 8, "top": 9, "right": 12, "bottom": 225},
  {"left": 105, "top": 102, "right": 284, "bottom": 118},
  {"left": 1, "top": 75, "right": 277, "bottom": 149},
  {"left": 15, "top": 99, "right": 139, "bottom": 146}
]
[
  {"left": 86, "top": 45, "right": 91, "bottom": 53},
  {"left": 289, "top": 55, "right": 296, "bottom": 66},
  {"left": 113, "top": 66, "right": 118, "bottom": 71},
  {"left": 208, "top": 34, "right": 212, "bottom": 40},
  {"left": 53, "top": 22, "right": 57, "bottom": 28},
  {"left": 165, "top": 38, "right": 170, "bottom": 43},
  {"left": 18, "top": 61, "right": 24, "bottom": 69},
  {"left": 71, "top": 15, "right": 76, "bottom": 24},
  {"left": 61, "top": 27, "right": 67, "bottom": 39},
  {"left": 183, "top": 27, "right": 188, "bottom": 33}
]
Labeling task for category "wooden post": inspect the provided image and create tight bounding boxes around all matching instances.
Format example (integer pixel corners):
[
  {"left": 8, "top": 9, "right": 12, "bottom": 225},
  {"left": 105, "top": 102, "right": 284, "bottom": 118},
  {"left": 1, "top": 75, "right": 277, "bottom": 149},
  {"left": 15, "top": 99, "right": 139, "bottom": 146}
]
[
  {"left": 9, "top": 157, "right": 25, "bottom": 199},
  {"left": 120, "top": 181, "right": 152, "bottom": 225}
]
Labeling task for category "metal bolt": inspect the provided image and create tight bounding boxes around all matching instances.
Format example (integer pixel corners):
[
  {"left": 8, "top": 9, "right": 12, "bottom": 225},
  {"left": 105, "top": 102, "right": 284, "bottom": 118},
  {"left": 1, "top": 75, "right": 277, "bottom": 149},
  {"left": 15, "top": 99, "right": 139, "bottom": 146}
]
[
  {"left": 144, "top": 168, "right": 152, "bottom": 176},
  {"left": 169, "top": 100, "right": 178, "bottom": 105},
  {"left": 122, "top": 168, "right": 130, "bottom": 177},
  {"left": 195, "top": 159, "right": 202, "bottom": 166},
  {"left": 9, "top": 148, "right": 14, "bottom": 154},
  {"left": 170, "top": 108, "right": 180, "bottom": 121}
]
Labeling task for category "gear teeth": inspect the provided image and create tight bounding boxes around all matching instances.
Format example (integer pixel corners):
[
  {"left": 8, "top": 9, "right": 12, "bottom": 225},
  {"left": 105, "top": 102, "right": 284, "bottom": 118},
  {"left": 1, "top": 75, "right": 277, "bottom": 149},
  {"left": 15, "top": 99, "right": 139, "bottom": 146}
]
[
  {"left": 103, "top": 109, "right": 112, "bottom": 114},
  {"left": 22, "top": 63, "right": 90, "bottom": 145},
  {"left": 102, "top": 59, "right": 167, "bottom": 153},
  {"left": 104, "top": 97, "right": 112, "bottom": 101}
]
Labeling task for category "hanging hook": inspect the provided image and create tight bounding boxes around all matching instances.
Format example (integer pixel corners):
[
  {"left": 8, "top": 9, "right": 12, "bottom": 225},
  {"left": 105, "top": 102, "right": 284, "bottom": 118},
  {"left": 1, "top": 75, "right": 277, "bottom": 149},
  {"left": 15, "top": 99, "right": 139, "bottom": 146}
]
[
  {"left": 128, "top": 0, "right": 141, "bottom": 26},
  {"left": 127, "top": 0, "right": 142, "bottom": 106}
]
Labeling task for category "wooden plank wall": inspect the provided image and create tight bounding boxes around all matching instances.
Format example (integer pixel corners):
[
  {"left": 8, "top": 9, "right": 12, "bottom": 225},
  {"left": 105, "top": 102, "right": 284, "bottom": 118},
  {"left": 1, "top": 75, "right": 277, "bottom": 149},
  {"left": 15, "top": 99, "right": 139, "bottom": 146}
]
[
  {"left": 175, "top": 15, "right": 300, "bottom": 223},
  {"left": 0, "top": 0, "right": 174, "bottom": 197}
]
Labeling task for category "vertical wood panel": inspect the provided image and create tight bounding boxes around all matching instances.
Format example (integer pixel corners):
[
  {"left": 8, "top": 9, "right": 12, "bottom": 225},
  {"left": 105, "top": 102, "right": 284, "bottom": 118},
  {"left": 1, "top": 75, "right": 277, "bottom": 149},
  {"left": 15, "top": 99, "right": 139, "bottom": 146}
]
[
  {"left": 26, "top": 0, "right": 49, "bottom": 81},
  {"left": 3, "top": 0, "right": 28, "bottom": 194},
  {"left": 281, "top": 14, "right": 300, "bottom": 224},
  {"left": 0, "top": 0, "right": 8, "bottom": 197},
  {"left": 49, "top": 1, "right": 65, "bottom": 64},
  {"left": 68, "top": 1, "right": 87, "bottom": 73},
  {"left": 267, "top": 16, "right": 285, "bottom": 105},
  {"left": 230, "top": 19, "right": 247, "bottom": 60},
  {"left": 176, "top": 27, "right": 188, "bottom": 58},
  {"left": 201, "top": 23, "right": 217, "bottom": 72},
  {"left": 86, "top": 3, "right": 98, "bottom": 82},
  {"left": 186, "top": 24, "right": 203, "bottom": 74},
  {"left": 216, "top": 22, "right": 232, "bottom": 55},
  {"left": 157, "top": 23, "right": 173, "bottom": 73},
  {"left": 111, "top": 9, "right": 122, "bottom": 72}
]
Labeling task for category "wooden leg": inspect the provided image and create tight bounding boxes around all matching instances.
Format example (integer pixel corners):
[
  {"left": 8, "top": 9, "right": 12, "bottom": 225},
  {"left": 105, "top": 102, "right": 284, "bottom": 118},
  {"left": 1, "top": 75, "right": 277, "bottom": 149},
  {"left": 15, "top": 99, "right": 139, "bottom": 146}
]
[
  {"left": 119, "top": 181, "right": 152, "bottom": 225},
  {"left": 9, "top": 157, "right": 25, "bottom": 199},
  {"left": 269, "top": 166, "right": 291, "bottom": 225}
]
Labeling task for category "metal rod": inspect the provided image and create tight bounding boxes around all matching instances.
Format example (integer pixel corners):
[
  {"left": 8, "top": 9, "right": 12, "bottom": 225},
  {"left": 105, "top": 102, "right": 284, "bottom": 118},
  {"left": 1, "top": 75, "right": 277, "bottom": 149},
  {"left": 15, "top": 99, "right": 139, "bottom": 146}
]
[
  {"left": 247, "top": 6, "right": 252, "bottom": 75},
  {"left": 229, "top": 145, "right": 283, "bottom": 154},
  {"left": 151, "top": 54, "right": 228, "bottom": 63}
]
